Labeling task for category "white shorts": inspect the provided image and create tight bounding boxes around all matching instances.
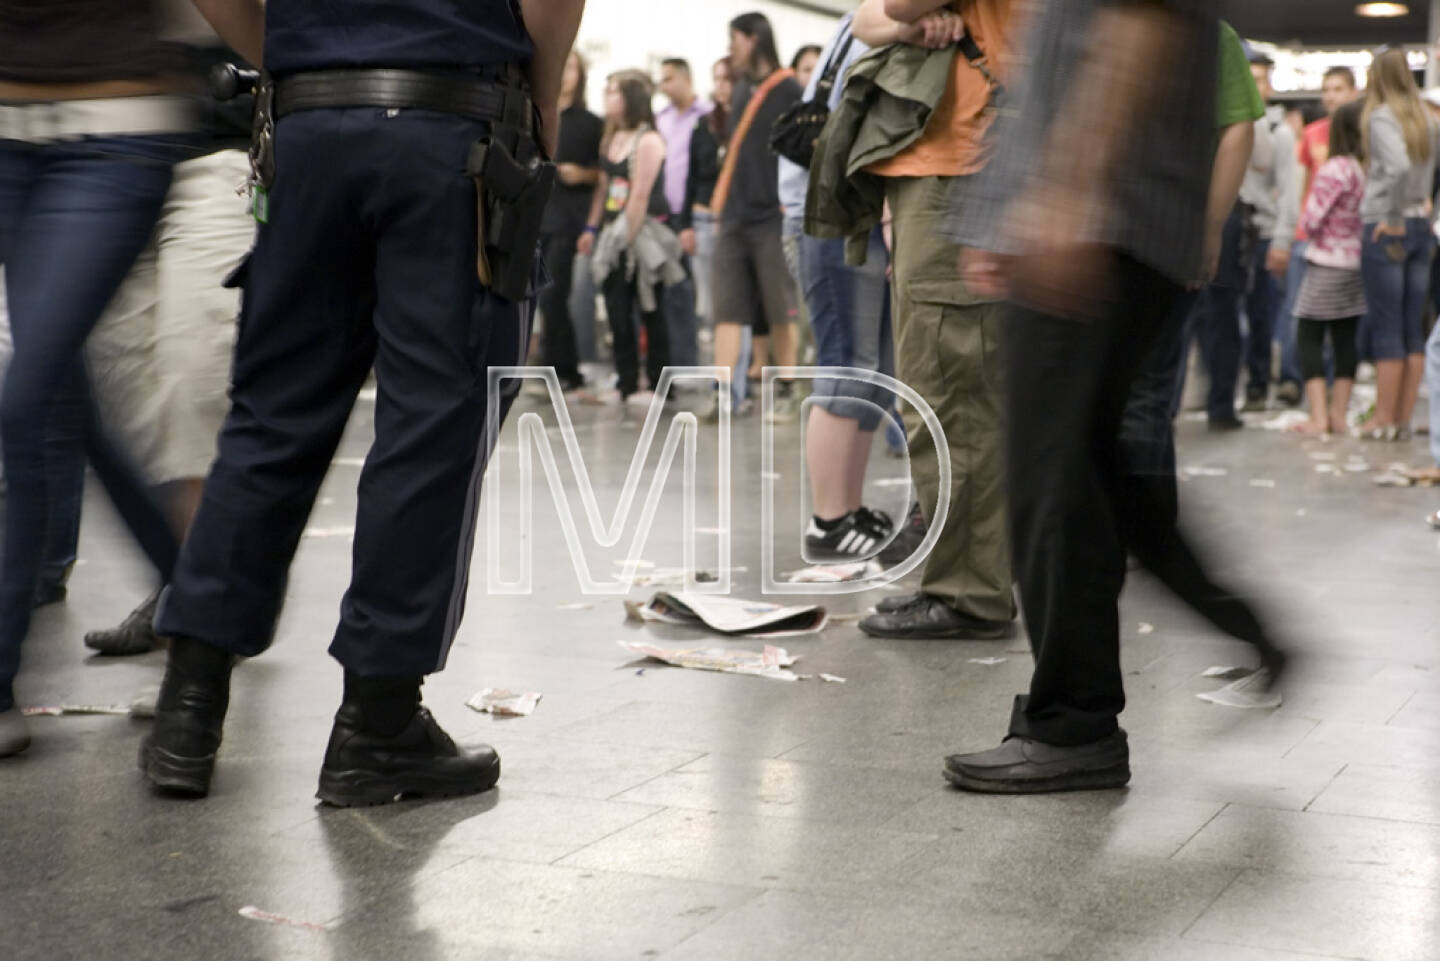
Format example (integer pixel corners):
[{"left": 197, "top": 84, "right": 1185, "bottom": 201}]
[{"left": 88, "top": 148, "right": 254, "bottom": 485}]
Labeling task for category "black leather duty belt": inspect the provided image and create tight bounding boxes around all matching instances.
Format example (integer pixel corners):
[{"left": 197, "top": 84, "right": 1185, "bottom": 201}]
[{"left": 273, "top": 68, "right": 531, "bottom": 130}]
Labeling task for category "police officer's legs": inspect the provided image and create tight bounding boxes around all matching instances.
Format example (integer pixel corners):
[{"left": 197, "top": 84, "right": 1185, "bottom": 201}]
[
  {"left": 144, "top": 110, "right": 381, "bottom": 796},
  {"left": 322, "top": 110, "right": 523, "bottom": 805}
]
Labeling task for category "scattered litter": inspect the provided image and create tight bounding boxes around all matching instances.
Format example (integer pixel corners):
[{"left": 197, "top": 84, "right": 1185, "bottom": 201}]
[
  {"left": 818, "top": 674, "right": 848, "bottom": 683},
  {"left": 871, "top": 478, "right": 911, "bottom": 488},
  {"left": 238, "top": 906, "right": 337, "bottom": 933},
  {"left": 1308, "top": 451, "right": 1338, "bottom": 461},
  {"left": 466, "top": 688, "right": 542, "bottom": 717},
  {"left": 1137, "top": 623, "right": 1155, "bottom": 635},
  {"left": 1196, "top": 670, "right": 1281, "bottom": 709},
  {"left": 1314, "top": 464, "right": 1341, "bottom": 475},
  {"left": 1262, "top": 410, "right": 1312, "bottom": 431},
  {"left": 619, "top": 640, "right": 801, "bottom": 682},
  {"left": 968, "top": 657, "right": 1007, "bottom": 666},
  {"left": 1343, "top": 462, "right": 1371, "bottom": 473},
  {"left": 781, "top": 560, "right": 882, "bottom": 583},
  {"left": 1248, "top": 479, "right": 1277, "bottom": 489},
  {"left": 1202, "top": 666, "right": 1255, "bottom": 680},
  {"left": 21, "top": 704, "right": 131, "bottom": 717},
  {"left": 625, "top": 592, "right": 827, "bottom": 636},
  {"left": 331, "top": 457, "right": 365, "bottom": 467},
  {"left": 1373, "top": 471, "right": 1413, "bottom": 487},
  {"left": 303, "top": 526, "right": 355, "bottom": 539},
  {"left": 556, "top": 602, "right": 594, "bottom": 611},
  {"left": 1181, "top": 465, "right": 1229, "bottom": 478}
]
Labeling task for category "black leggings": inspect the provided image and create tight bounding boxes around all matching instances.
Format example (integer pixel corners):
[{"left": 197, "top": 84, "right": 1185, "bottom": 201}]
[
  {"left": 1297, "top": 316, "right": 1359, "bottom": 381},
  {"left": 602, "top": 268, "right": 669, "bottom": 398}
]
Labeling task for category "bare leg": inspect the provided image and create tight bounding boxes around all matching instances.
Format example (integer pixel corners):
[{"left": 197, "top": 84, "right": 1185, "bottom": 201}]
[
  {"left": 1397, "top": 352, "right": 1425, "bottom": 427},
  {"left": 748, "top": 333, "right": 770, "bottom": 381},
  {"left": 1370, "top": 358, "right": 1403, "bottom": 427},
  {"left": 1290, "top": 379, "right": 1329, "bottom": 434},
  {"left": 806, "top": 404, "right": 860, "bottom": 519},
  {"left": 844, "top": 428, "right": 876, "bottom": 509},
  {"left": 158, "top": 477, "right": 205, "bottom": 540},
  {"left": 1329, "top": 378, "right": 1354, "bottom": 435},
  {"left": 714, "top": 322, "right": 743, "bottom": 389}
]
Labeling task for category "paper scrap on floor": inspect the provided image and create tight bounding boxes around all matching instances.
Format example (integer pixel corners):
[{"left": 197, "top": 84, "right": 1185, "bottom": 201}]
[
  {"left": 968, "top": 657, "right": 1006, "bottom": 666},
  {"left": 1196, "top": 671, "right": 1281, "bottom": 709},
  {"left": 1262, "top": 411, "right": 1312, "bottom": 431},
  {"left": 619, "top": 640, "right": 801, "bottom": 681},
  {"left": 782, "top": 560, "right": 882, "bottom": 584},
  {"left": 1137, "top": 622, "right": 1155, "bottom": 635},
  {"left": 466, "top": 688, "right": 542, "bottom": 717},
  {"left": 1181, "top": 466, "right": 1228, "bottom": 478},
  {"left": 22, "top": 704, "right": 131, "bottom": 717},
  {"left": 625, "top": 591, "right": 827, "bottom": 636}
]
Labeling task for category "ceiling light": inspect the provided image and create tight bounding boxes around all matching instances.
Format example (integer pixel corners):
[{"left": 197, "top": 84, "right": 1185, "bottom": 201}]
[{"left": 1356, "top": 2, "right": 1410, "bottom": 16}]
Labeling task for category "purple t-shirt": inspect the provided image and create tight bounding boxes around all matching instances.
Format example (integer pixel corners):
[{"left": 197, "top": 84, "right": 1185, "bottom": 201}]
[{"left": 655, "top": 99, "right": 713, "bottom": 218}]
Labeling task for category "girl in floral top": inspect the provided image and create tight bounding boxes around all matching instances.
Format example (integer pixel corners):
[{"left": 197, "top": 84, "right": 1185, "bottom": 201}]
[{"left": 1291, "top": 101, "right": 1367, "bottom": 436}]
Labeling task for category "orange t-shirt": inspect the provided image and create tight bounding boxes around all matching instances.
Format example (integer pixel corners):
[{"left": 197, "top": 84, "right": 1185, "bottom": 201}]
[{"left": 867, "top": 0, "right": 1014, "bottom": 178}]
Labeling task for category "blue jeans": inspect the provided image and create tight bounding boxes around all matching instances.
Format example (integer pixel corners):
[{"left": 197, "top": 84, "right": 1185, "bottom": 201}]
[
  {"left": 798, "top": 228, "right": 893, "bottom": 430},
  {"left": 1275, "top": 241, "right": 1307, "bottom": 385},
  {"left": 0, "top": 135, "right": 183, "bottom": 710},
  {"left": 1427, "top": 320, "right": 1440, "bottom": 467},
  {"left": 1361, "top": 218, "right": 1434, "bottom": 360},
  {"left": 663, "top": 260, "right": 699, "bottom": 369},
  {"left": 1244, "top": 238, "right": 1279, "bottom": 391}
]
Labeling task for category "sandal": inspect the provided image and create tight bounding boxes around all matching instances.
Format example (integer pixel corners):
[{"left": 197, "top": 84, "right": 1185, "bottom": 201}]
[{"left": 1354, "top": 421, "right": 1399, "bottom": 441}]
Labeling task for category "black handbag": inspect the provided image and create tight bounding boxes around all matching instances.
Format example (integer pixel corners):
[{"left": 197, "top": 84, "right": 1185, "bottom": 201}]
[{"left": 769, "top": 33, "right": 853, "bottom": 168}]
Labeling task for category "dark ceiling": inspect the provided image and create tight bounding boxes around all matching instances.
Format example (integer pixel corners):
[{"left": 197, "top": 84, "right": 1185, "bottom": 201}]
[{"left": 1222, "top": 1, "right": 1426, "bottom": 47}]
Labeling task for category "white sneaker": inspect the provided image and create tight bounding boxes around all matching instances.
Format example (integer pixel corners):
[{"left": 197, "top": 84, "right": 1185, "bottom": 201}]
[
  {"left": 625, "top": 390, "right": 658, "bottom": 408},
  {"left": 0, "top": 707, "right": 31, "bottom": 757}
]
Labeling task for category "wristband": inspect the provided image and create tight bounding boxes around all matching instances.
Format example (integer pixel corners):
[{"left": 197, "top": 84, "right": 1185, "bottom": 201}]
[{"left": 583, "top": 225, "right": 599, "bottom": 235}]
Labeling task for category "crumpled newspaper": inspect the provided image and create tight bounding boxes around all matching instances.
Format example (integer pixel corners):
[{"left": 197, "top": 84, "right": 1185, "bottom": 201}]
[
  {"left": 618, "top": 640, "right": 801, "bottom": 682},
  {"left": 466, "top": 689, "right": 542, "bottom": 717}
]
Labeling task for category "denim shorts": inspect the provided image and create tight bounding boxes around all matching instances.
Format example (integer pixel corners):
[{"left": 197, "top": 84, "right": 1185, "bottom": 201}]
[
  {"left": 797, "top": 227, "right": 894, "bottom": 430},
  {"left": 1360, "top": 218, "right": 1433, "bottom": 360}
]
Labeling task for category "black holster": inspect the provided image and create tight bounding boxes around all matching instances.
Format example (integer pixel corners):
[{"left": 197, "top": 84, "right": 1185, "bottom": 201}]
[{"left": 466, "top": 128, "right": 555, "bottom": 302}]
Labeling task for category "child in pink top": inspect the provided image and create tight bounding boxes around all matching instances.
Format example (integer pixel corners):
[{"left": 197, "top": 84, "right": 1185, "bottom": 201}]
[{"left": 1291, "top": 101, "right": 1366, "bottom": 435}]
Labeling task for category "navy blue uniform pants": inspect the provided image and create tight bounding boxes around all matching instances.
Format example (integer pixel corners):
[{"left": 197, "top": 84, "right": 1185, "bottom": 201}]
[{"left": 156, "top": 108, "right": 528, "bottom": 677}]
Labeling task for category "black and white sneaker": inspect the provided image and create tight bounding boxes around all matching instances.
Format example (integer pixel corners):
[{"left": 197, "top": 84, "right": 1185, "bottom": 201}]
[{"left": 804, "top": 508, "right": 892, "bottom": 562}]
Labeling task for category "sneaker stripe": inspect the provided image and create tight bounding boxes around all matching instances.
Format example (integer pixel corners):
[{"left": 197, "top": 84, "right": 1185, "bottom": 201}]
[{"left": 837, "top": 530, "right": 858, "bottom": 553}]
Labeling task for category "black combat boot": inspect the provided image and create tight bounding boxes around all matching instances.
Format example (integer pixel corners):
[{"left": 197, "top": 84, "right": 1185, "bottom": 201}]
[
  {"left": 139, "top": 635, "right": 233, "bottom": 797},
  {"left": 316, "top": 673, "right": 500, "bottom": 808}
]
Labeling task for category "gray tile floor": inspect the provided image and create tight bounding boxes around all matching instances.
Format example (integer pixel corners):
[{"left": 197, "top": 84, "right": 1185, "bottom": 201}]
[{"left": 5, "top": 389, "right": 1440, "bottom": 961}]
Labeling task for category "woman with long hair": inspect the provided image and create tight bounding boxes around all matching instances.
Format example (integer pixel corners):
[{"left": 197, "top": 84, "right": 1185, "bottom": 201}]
[
  {"left": 1357, "top": 47, "right": 1438, "bottom": 440},
  {"left": 578, "top": 70, "right": 676, "bottom": 407},
  {"left": 539, "top": 50, "right": 604, "bottom": 392}
]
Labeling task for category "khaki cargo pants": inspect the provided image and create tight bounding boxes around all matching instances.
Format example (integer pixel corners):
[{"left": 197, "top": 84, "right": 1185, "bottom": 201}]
[{"left": 885, "top": 175, "right": 1014, "bottom": 623}]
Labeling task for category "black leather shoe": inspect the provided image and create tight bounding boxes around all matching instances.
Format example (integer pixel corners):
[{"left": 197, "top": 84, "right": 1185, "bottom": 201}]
[
  {"left": 1274, "top": 380, "right": 1302, "bottom": 407},
  {"left": 878, "top": 502, "right": 927, "bottom": 566},
  {"left": 874, "top": 591, "right": 925, "bottom": 614},
  {"left": 85, "top": 588, "right": 161, "bottom": 656},
  {"left": 944, "top": 731, "right": 1130, "bottom": 794},
  {"left": 1207, "top": 416, "right": 1244, "bottom": 432},
  {"left": 859, "top": 594, "right": 1010, "bottom": 640},
  {"left": 317, "top": 704, "right": 500, "bottom": 807},
  {"left": 139, "top": 636, "right": 233, "bottom": 797}
]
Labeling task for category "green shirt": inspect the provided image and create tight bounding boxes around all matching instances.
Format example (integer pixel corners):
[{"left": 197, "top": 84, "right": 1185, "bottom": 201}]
[{"left": 1216, "top": 21, "right": 1264, "bottom": 129}]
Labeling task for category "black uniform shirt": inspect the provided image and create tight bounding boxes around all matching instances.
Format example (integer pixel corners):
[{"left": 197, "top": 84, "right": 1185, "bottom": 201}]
[
  {"left": 542, "top": 103, "right": 604, "bottom": 235},
  {"left": 264, "top": 0, "right": 533, "bottom": 75}
]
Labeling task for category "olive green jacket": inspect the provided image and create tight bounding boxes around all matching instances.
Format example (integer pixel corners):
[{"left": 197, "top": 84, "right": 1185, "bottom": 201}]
[{"left": 803, "top": 42, "right": 956, "bottom": 264}]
